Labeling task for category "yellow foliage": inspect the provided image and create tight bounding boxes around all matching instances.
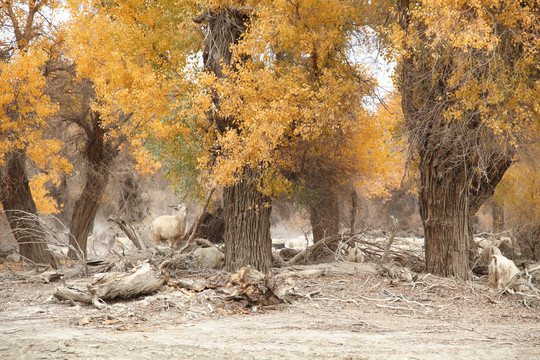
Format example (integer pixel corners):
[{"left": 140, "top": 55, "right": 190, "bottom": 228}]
[
  {"left": 0, "top": 49, "right": 57, "bottom": 163},
  {"left": 62, "top": 0, "right": 200, "bottom": 175},
  {"left": 358, "top": 95, "right": 408, "bottom": 198},
  {"left": 29, "top": 174, "right": 62, "bottom": 215},
  {"left": 388, "top": 0, "right": 540, "bottom": 145},
  {"left": 494, "top": 147, "right": 540, "bottom": 230},
  {"left": 189, "top": 0, "right": 394, "bottom": 196},
  {"left": 0, "top": 1, "right": 73, "bottom": 213}
]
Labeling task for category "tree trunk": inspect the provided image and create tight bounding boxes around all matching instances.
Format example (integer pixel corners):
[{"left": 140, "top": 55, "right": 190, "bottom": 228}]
[
  {"left": 67, "top": 165, "right": 111, "bottom": 260},
  {"left": 68, "top": 111, "right": 118, "bottom": 260},
  {"left": 350, "top": 188, "right": 358, "bottom": 234},
  {"left": 0, "top": 149, "right": 52, "bottom": 264},
  {"left": 397, "top": 0, "right": 517, "bottom": 277},
  {"left": 419, "top": 155, "right": 470, "bottom": 279},
  {"left": 309, "top": 189, "right": 340, "bottom": 244},
  {"left": 223, "top": 168, "right": 272, "bottom": 273},
  {"left": 195, "top": 9, "right": 272, "bottom": 272},
  {"left": 492, "top": 198, "right": 504, "bottom": 232}
]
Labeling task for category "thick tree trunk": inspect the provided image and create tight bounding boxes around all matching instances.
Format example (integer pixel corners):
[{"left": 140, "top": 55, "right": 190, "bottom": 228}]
[
  {"left": 397, "top": 0, "right": 516, "bottom": 277},
  {"left": 309, "top": 189, "right": 340, "bottom": 244},
  {"left": 350, "top": 188, "right": 358, "bottom": 234},
  {"left": 0, "top": 149, "right": 52, "bottom": 264},
  {"left": 419, "top": 156, "right": 470, "bottom": 279},
  {"left": 68, "top": 111, "right": 117, "bottom": 260},
  {"left": 223, "top": 168, "right": 272, "bottom": 273}
]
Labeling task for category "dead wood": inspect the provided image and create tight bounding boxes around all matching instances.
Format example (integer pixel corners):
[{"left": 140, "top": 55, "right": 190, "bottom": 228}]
[
  {"left": 29, "top": 270, "right": 63, "bottom": 283},
  {"left": 107, "top": 218, "right": 146, "bottom": 250},
  {"left": 377, "top": 263, "right": 417, "bottom": 283},
  {"left": 53, "top": 262, "right": 164, "bottom": 308},
  {"left": 167, "top": 278, "right": 216, "bottom": 292},
  {"left": 381, "top": 217, "right": 399, "bottom": 263},
  {"left": 178, "top": 187, "right": 215, "bottom": 252},
  {"left": 285, "top": 230, "right": 421, "bottom": 267},
  {"left": 274, "top": 262, "right": 377, "bottom": 279},
  {"left": 194, "top": 238, "right": 215, "bottom": 248},
  {"left": 223, "top": 266, "right": 296, "bottom": 305}
]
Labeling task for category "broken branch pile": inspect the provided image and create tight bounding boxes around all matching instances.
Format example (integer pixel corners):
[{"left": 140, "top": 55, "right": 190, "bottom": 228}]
[{"left": 286, "top": 232, "right": 424, "bottom": 271}]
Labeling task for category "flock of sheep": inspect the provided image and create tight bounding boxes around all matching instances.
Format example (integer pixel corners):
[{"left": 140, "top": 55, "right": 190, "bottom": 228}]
[{"left": 149, "top": 204, "right": 521, "bottom": 290}]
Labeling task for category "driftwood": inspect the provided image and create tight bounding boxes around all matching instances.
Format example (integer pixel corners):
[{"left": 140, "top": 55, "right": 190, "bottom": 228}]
[
  {"left": 53, "top": 263, "right": 164, "bottom": 308},
  {"left": 108, "top": 218, "right": 146, "bottom": 250}
]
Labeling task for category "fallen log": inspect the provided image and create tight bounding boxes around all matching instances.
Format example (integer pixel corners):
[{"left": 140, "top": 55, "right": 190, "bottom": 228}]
[
  {"left": 53, "top": 262, "right": 164, "bottom": 308},
  {"left": 273, "top": 262, "right": 377, "bottom": 279}
]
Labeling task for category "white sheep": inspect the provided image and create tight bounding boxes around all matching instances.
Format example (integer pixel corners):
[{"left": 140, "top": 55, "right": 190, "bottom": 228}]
[
  {"left": 488, "top": 254, "right": 521, "bottom": 290},
  {"left": 152, "top": 204, "right": 187, "bottom": 247}
]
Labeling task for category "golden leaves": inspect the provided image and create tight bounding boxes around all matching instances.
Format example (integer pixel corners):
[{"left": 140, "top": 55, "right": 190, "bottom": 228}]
[
  {"left": 0, "top": 49, "right": 57, "bottom": 163},
  {"left": 392, "top": 0, "right": 539, "bottom": 148}
]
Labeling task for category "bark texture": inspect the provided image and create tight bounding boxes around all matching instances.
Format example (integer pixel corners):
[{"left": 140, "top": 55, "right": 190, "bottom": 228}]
[
  {"left": 419, "top": 157, "right": 470, "bottom": 278},
  {"left": 309, "top": 189, "right": 340, "bottom": 244},
  {"left": 68, "top": 111, "right": 119, "bottom": 259},
  {"left": 224, "top": 168, "right": 272, "bottom": 273},
  {"left": 0, "top": 149, "right": 52, "bottom": 264}
]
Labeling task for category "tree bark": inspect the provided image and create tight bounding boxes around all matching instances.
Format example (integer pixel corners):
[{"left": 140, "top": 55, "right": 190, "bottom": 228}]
[
  {"left": 396, "top": 0, "right": 516, "bottom": 278},
  {"left": 309, "top": 188, "right": 340, "bottom": 244},
  {"left": 223, "top": 168, "right": 272, "bottom": 273},
  {"left": 0, "top": 149, "right": 52, "bottom": 264},
  {"left": 492, "top": 198, "right": 504, "bottom": 233},
  {"left": 68, "top": 111, "right": 118, "bottom": 260},
  {"left": 350, "top": 188, "right": 358, "bottom": 234},
  {"left": 419, "top": 154, "right": 470, "bottom": 279}
]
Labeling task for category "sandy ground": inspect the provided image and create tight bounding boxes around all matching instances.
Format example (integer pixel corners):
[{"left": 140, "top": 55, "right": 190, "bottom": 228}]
[{"left": 1, "top": 257, "right": 539, "bottom": 360}]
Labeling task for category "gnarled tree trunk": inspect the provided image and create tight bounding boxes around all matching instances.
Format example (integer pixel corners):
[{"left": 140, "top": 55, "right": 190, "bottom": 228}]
[
  {"left": 68, "top": 111, "right": 118, "bottom": 260},
  {"left": 419, "top": 156, "right": 470, "bottom": 278},
  {"left": 397, "top": 0, "right": 517, "bottom": 278},
  {"left": 0, "top": 149, "right": 52, "bottom": 264}
]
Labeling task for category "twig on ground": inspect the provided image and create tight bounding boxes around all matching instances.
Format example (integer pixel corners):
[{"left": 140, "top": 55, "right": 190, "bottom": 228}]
[{"left": 376, "top": 304, "right": 416, "bottom": 314}]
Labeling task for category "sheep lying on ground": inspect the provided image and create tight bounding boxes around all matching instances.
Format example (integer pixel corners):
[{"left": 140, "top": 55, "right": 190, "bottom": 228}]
[
  {"left": 193, "top": 247, "right": 224, "bottom": 269},
  {"left": 345, "top": 245, "right": 364, "bottom": 263},
  {"left": 152, "top": 205, "right": 187, "bottom": 247}
]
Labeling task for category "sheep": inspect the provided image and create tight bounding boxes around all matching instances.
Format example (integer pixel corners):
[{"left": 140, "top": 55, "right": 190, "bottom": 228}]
[
  {"left": 345, "top": 245, "right": 364, "bottom": 263},
  {"left": 488, "top": 254, "right": 521, "bottom": 291},
  {"left": 287, "top": 237, "right": 308, "bottom": 249},
  {"left": 480, "top": 245, "right": 501, "bottom": 266},
  {"left": 152, "top": 204, "right": 187, "bottom": 247},
  {"left": 193, "top": 246, "right": 224, "bottom": 269}
]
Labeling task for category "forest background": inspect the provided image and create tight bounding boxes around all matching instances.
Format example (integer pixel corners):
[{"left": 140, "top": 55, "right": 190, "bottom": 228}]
[{"left": 0, "top": 0, "right": 538, "bottom": 276}]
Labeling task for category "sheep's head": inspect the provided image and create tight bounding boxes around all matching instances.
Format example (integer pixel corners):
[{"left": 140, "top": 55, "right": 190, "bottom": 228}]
[{"left": 175, "top": 204, "right": 187, "bottom": 216}]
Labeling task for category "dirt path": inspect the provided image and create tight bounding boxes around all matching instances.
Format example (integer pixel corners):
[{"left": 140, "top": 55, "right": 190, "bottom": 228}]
[{"left": 1, "top": 265, "right": 539, "bottom": 359}]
